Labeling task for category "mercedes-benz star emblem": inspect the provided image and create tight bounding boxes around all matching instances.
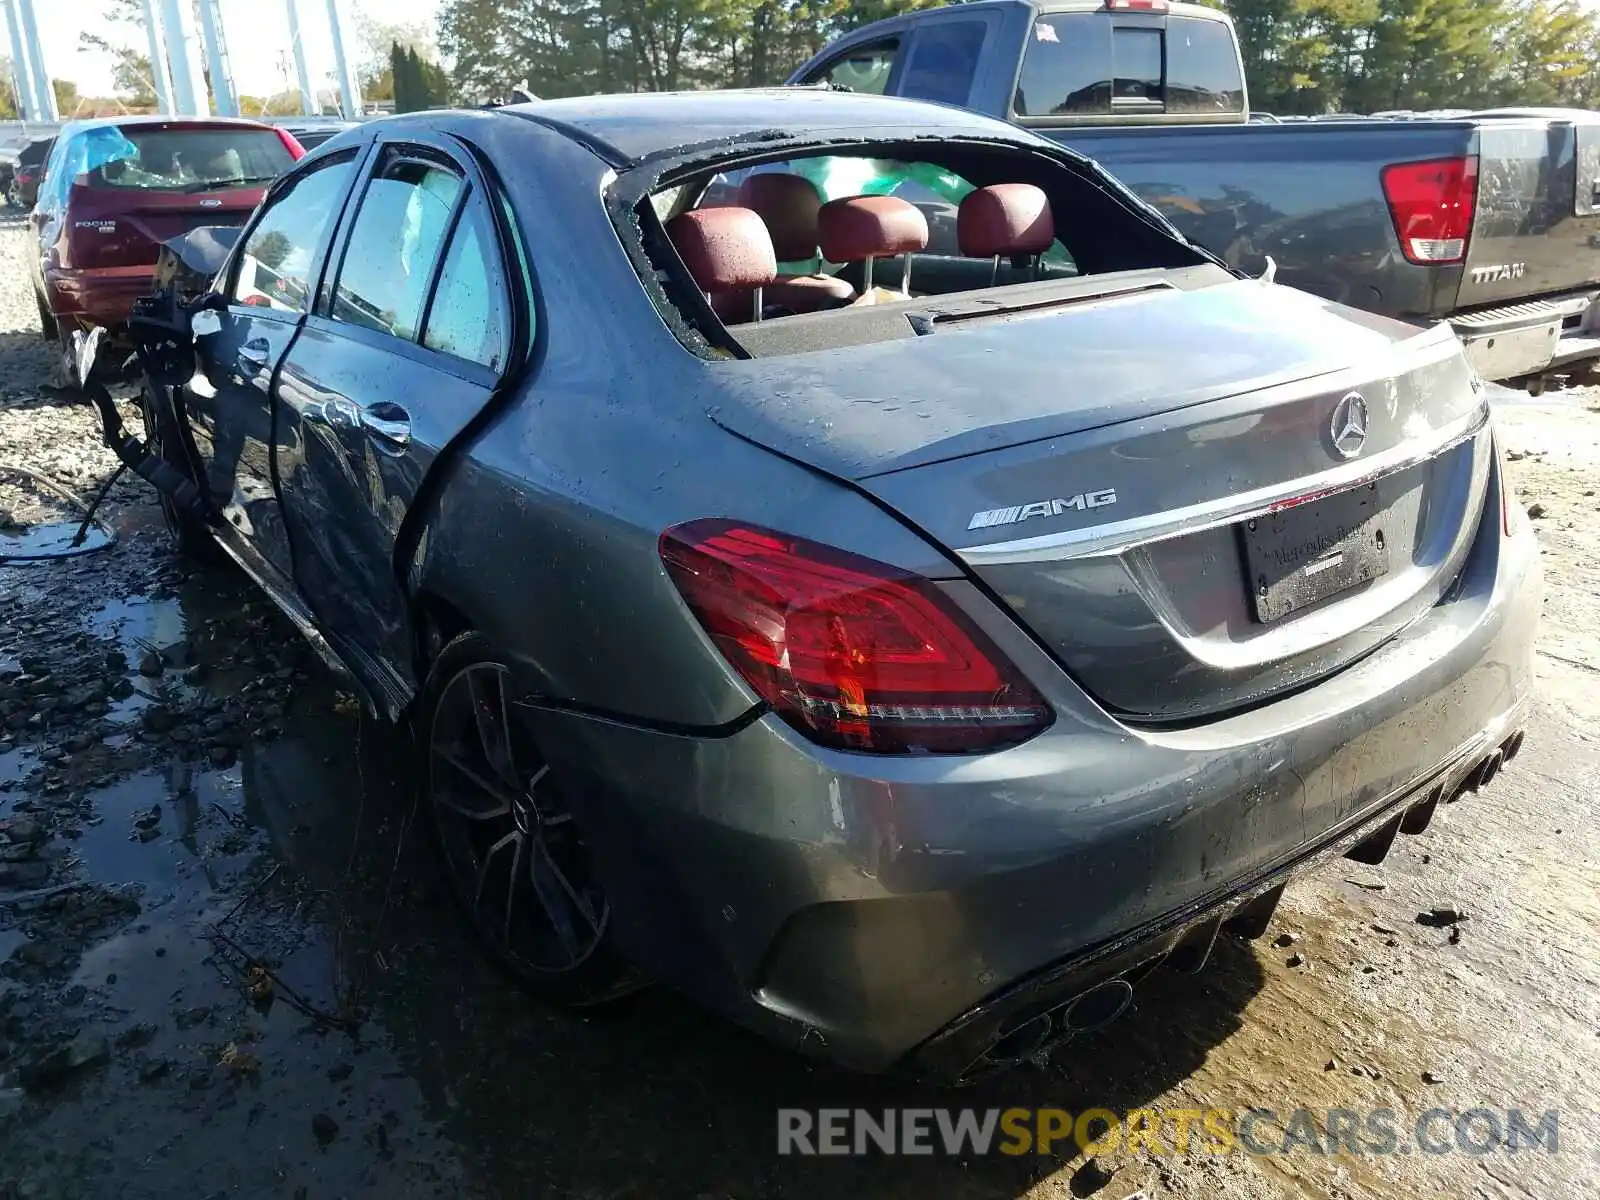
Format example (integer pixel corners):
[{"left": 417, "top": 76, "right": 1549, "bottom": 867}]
[{"left": 1329, "top": 392, "right": 1370, "bottom": 459}]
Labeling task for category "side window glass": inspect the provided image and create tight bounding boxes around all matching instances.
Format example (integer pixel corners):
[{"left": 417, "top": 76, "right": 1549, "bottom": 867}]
[
  {"left": 422, "top": 205, "right": 509, "bottom": 370},
  {"left": 1112, "top": 28, "right": 1163, "bottom": 106},
  {"left": 809, "top": 39, "right": 900, "bottom": 95},
  {"left": 1014, "top": 15, "right": 1110, "bottom": 117},
  {"left": 332, "top": 152, "right": 463, "bottom": 341},
  {"left": 900, "top": 22, "right": 988, "bottom": 107},
  {"left": 42, "top": 136, "right": 70, "bottom": 211},
  {"left": 1167, "top": 18, "right": 1245, "bottom": 115},
  {"left": 230, "top": 154, "right": 357, "bottom": 313}
]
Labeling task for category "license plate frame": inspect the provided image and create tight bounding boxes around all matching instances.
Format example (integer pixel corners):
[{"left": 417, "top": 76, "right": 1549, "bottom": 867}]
[{"left": 1240, "top": 483, "right": 1391, "bottom": 624}]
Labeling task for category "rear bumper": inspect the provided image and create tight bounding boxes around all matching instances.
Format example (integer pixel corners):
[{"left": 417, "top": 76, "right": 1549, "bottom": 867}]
[
  {"left": 1452, "top": 290, "right": 1600, "bottom": 379},
  {"left": 516, "top": 471, "right": 1541, "bottom": 1077},
  {"left": 43, "top": 265, "right": 157, "bottom": 332}
]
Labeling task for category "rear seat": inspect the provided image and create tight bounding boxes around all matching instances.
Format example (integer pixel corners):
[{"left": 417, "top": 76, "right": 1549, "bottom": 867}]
[
  {"left": 957, "top": 183, "right": 1055, "bottom": 283},
  {"left": 817, "top": 195, "right": 929, "bottom": 298},
  {"left": 664, "top": 206, "right": 777, "bottom": 325},
  {"left": 736, "top": 174, "right": 856, "bottom": 314}
]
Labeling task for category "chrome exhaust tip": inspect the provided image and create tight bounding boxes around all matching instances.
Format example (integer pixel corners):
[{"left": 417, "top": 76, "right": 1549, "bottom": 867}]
[
  {"left": 1062, "top": 979, "right": 1134, "bottom": 1033},
  {"left": 1477, "top": 750, "right": 1503, "bottom": 789}
]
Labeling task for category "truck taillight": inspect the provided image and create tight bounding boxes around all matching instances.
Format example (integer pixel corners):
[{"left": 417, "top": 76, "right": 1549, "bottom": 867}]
[
  {"left": 1381, "top": 156, "right": 1477, "bottom": 265},
  {"left": 660, "top": 521, "right": 1053, "bottom": 755}
]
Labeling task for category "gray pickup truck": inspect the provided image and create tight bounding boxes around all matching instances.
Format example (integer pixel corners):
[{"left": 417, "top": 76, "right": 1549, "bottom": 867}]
[{"left": 789, "top": 0, "right": 1600, "bottom": 389}]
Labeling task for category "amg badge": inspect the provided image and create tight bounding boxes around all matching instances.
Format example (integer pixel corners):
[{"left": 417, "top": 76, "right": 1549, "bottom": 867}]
[
  {"left": 1468, "top": 262, "right": 1526, "bottom": 284},
  {"left": 968, "top": 489, "right": 1118, "bottom": 531}
]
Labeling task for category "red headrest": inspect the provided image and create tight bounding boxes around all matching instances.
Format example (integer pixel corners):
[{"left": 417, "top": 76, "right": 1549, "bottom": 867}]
[
  {"left": 957, "top": 184, "right": 1055, "bottom": 258},
  {"left": 818, "top": 195, "right": 929, "bottom": 263},
  {"left": 666, "top": 208, "right": 777, "bottom": 293},
  {"left": 737, "top": 173, "right": 824, "bottom": 263}
]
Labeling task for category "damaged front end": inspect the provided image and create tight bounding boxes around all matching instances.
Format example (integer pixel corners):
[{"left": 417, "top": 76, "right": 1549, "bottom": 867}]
[{"left": 67, "top": 226, "right": 243, "bottom": 533}]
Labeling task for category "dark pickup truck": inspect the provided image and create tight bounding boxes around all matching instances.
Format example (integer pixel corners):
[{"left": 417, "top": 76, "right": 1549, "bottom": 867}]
[{"left": 789, "top": 0, "right": 1600, "bottom": 388}]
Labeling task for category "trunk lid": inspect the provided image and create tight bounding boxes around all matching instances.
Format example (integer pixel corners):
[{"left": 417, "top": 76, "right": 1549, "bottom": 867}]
[
  {"left": 710, "top": 280, "right": 1492, "bottom": 723},
  {"left": 65, "top": 183, "right": 262, "bottom": 271},
  {"left": 1458, "top": 114, "right": 1600, "bottom": 307}
]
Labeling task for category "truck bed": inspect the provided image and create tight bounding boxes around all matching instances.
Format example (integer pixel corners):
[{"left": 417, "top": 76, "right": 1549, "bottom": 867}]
[{"left": 1049, "top": 118, "right": 1600, "bottom": 317}]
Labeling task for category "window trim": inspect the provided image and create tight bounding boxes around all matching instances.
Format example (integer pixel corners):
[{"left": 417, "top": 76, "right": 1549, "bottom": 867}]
[{"left": 219, "top": 146, "right": 366, "bottom": 324}]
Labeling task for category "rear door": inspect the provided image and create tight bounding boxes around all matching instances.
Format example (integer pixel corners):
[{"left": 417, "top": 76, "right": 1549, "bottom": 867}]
[
  {"left": 186, "top": 148, "right": 362, "bottom": 585},
  {"left": 274, "top": 138, "right": 517, "bottom": 695},
  {"left": 1459, "top": 115, "right": 1600, "bottom": 307}
]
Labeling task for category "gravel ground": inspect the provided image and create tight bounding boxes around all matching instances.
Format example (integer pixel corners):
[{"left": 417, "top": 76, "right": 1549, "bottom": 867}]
[{"left": 0, "top": 212, "right": 1598, "bottom": 1199}]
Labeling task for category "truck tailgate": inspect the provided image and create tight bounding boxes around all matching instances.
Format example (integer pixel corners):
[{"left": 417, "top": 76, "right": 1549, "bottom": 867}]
[{"left": 1460, "top": 117, "right": 1600, "bottom": 307}]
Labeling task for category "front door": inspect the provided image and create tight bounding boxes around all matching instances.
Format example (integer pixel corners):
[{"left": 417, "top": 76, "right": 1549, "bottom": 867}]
[
  {"left": 186, "top": 150, "right": 360, "bottom": 584},
  {"left": 273, "top": 141, "right": 515, "bottom": 696}
]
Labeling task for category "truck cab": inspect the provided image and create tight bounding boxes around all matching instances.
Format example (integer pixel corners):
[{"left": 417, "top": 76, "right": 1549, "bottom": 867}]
[{"left": 792, "top": 0, "right": 1248, "bottom": 129}]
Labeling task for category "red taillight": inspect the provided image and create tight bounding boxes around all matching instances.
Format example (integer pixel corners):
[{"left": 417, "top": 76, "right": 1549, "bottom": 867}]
[
  {"left": 1380, "top": 156, "right": 1477, "bottom": 265},
  {"left": 659, "top": 521, "right": 1052, "bottom": 754},
  {"left": 1106, "top": 0, "right": 1167, "bottom": 8},
  {"left": 274, "top": 127, "right": 307, "bottom": 160}
]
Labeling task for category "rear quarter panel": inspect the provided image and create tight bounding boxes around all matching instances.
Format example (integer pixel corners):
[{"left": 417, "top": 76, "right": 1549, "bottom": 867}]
[
  {"left": 406, "top": 120, "right": 953, "bottom": 730},
  {"left": 1047, "top": 121, "right": 1480, "bottom": 318}
]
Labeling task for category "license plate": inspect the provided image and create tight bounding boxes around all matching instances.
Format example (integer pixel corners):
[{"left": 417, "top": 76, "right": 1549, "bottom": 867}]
[{"left": 1240, "top": 483, "right": 1391, "bottom": 623}]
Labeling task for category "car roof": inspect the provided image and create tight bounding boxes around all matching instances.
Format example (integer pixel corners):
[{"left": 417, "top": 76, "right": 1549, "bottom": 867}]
[{"left": 507, "top": 88, "right": 1025, "bottom": 165}]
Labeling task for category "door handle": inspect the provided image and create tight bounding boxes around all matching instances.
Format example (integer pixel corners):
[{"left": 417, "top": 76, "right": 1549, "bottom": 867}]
[
  {"left": 238, "top": 337, "right": 269, "bottom": 368},
  {"left": 359, "top": 401, "right": 411, "bottom": 449}
]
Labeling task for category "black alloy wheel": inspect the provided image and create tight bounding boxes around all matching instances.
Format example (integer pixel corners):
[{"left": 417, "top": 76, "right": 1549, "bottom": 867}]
[{"left": 422, "top": 633, "right": 640, "bottom": 1005}]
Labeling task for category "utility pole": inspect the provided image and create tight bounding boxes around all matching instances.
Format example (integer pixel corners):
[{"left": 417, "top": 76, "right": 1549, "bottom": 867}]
[
  {"left": 285, "top": 0, "right": 317, "bottom": 116},
  {"left": 14, "top": 0, "right": 54, "bottom": 120},
  {"left": 1, "top": 0, "right": 38, "bottom": 122},
  {"left": 197, "top": 0, "right": 237, "bottom": 116},
  {"left": 159, "top": 0, "right": 211, "bottom": 115},
  {"left": 324, "top": 0, "right": 361, "bottom": 119},
  {"left": 139, "top": 0, "right": 176, "bottom": 117}
]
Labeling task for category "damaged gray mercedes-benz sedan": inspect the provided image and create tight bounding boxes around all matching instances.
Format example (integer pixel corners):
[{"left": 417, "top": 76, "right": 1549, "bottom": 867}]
[{"left": 132, "top": 90, "right": 1539, "bottom": 1082}]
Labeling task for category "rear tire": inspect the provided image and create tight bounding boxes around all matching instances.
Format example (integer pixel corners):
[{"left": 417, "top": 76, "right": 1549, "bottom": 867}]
[
  {"left": 420, "top": 631, "right": 643, "bottom": 1007},
  {"left": 137, "top": 388, "right": 216, "bottom": 559}
]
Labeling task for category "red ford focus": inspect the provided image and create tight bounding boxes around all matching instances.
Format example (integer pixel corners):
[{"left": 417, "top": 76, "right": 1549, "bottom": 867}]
[{"left": 30, "top": 115, "right": 303, "bottom": 378}]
